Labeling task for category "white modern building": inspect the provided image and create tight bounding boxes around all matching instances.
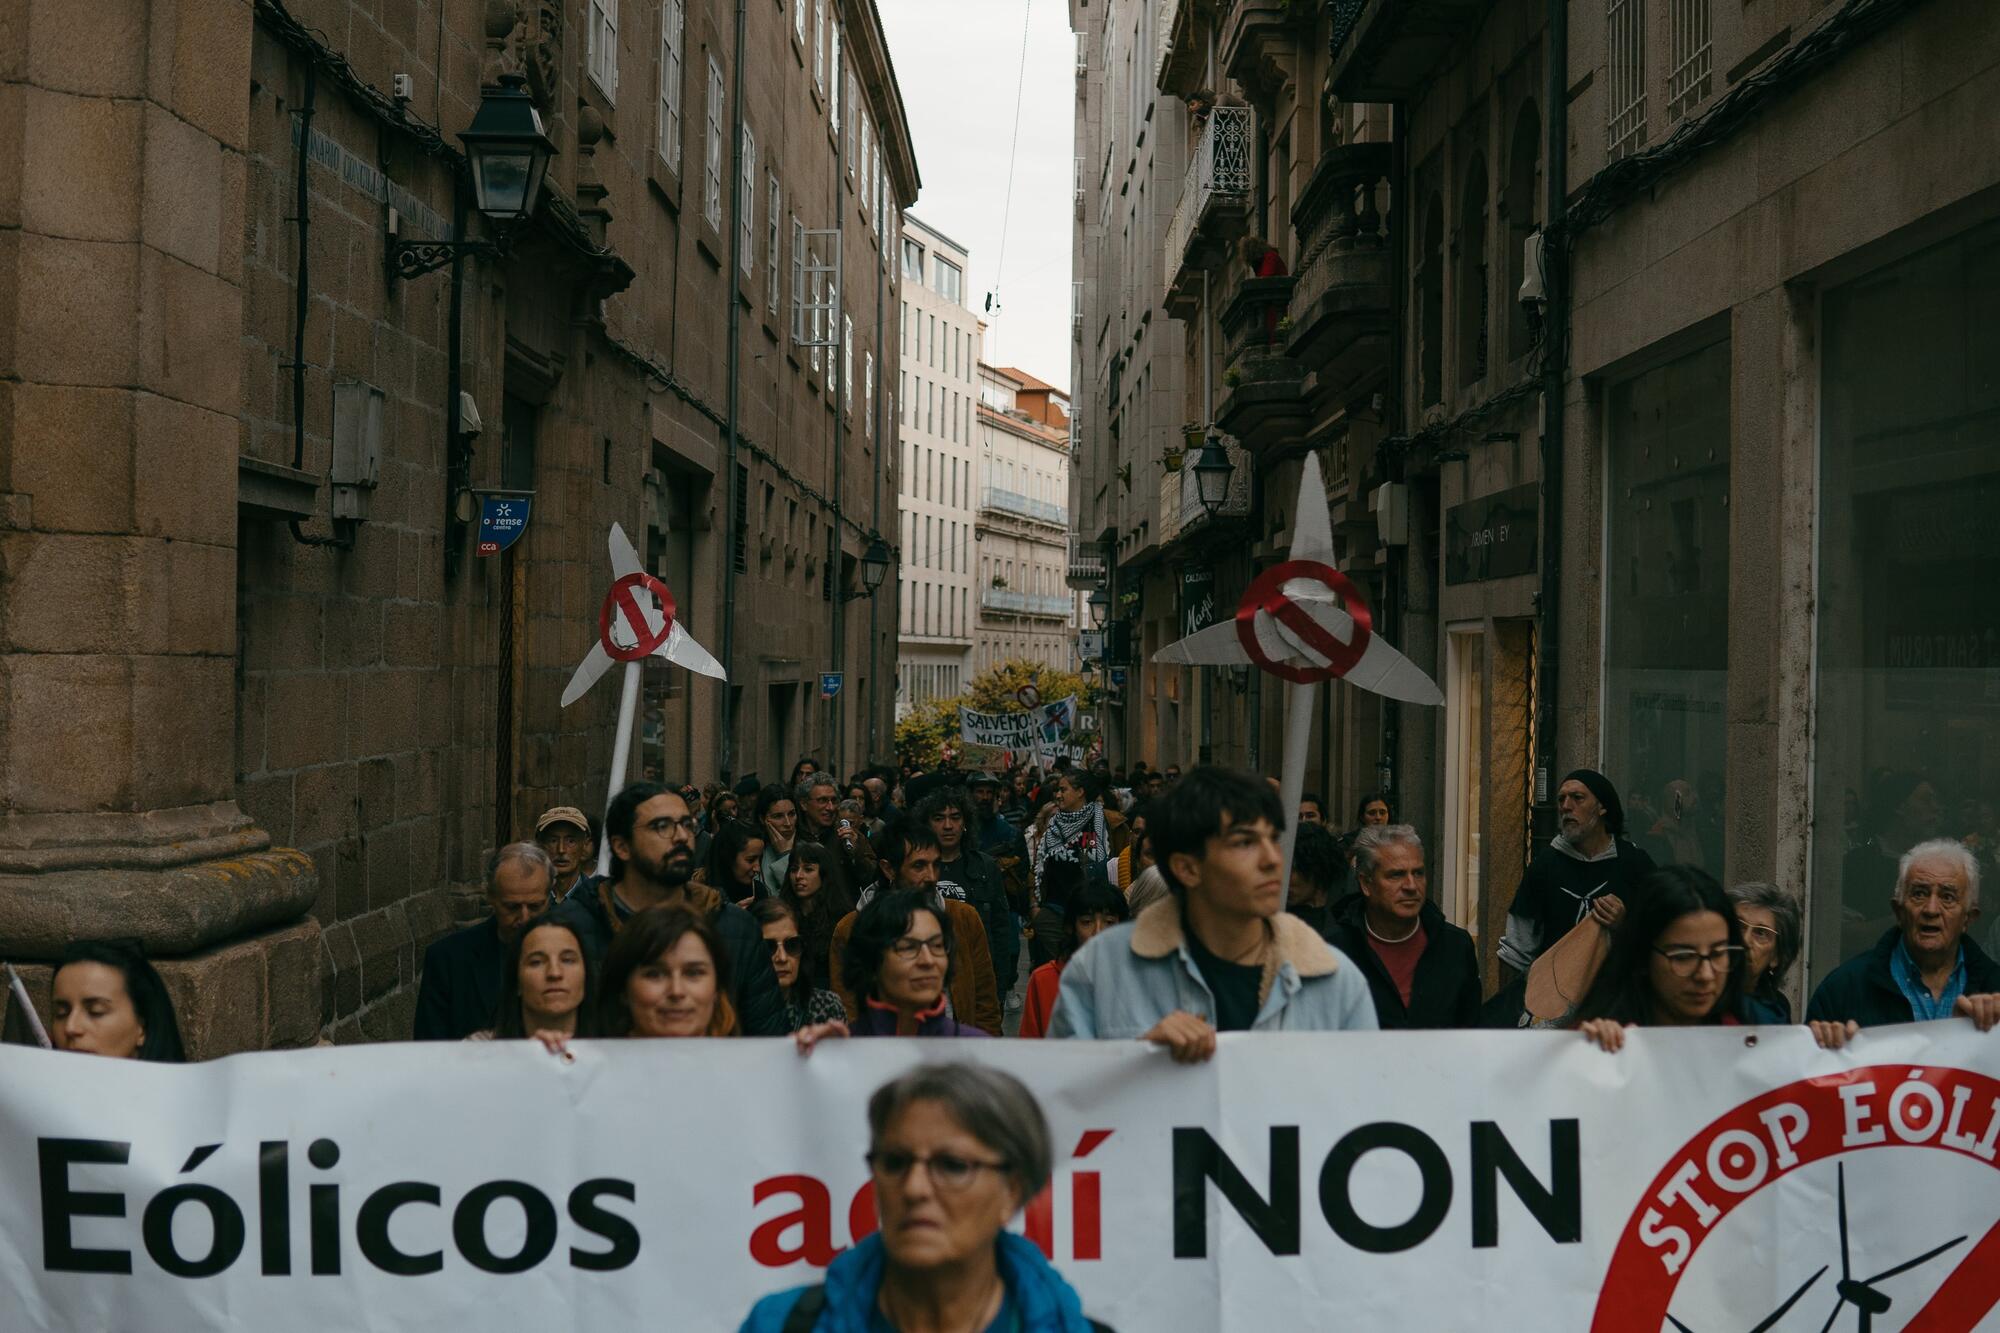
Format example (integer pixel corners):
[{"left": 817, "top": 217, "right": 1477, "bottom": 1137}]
[
  {"left": 975, "top": 364, "right": 1085, "bottom": 674},
  {"left": 894, "top": 216, "right": 980, "bottom": 718}
]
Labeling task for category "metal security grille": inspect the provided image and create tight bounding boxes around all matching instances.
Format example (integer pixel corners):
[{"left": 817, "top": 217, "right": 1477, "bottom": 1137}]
[
  {"left": 1606, "top": 0, "right": 1648, "bottom": 162},
  {"left": 1667, "top": 0, "right": 1712, "bottom": 120}
]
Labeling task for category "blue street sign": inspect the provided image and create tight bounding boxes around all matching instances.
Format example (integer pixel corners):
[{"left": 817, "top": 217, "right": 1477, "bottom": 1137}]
[
  {"left": 819, "top": 672, "right": 843, "bottom": 700},
  {"left": 1110, "top": 668, "right": 1128, "bottom": 687},
  {"left": 475, "top": 495, "right": 532, "bottom": 556}
]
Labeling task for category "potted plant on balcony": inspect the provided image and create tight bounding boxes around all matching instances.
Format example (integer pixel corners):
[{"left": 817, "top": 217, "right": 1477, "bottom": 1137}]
[
  {"left": 990, "top": 574, "right": 1009, "bottom": 590},
  {"left": 1222, "top": 365, "right": 1243, "bottom": 389},
  {"left": 1166, "top": 423, "right": 1199, "bottom": 473}
]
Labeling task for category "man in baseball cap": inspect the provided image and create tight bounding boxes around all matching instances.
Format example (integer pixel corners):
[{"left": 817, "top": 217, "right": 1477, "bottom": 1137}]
[{"left": 535, "top": 805, "right": 597, "bottom": 904}]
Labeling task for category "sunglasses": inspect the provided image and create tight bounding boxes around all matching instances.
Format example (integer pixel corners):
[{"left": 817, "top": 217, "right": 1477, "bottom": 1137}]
[{"left": 767, "top": 937, "right": 803, "bottom": 958}]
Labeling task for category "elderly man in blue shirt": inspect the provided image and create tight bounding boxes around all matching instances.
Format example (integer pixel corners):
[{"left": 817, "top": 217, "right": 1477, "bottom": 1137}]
[{"left": 1807, "top": 837, "right": 2000, "bottom": 1044}]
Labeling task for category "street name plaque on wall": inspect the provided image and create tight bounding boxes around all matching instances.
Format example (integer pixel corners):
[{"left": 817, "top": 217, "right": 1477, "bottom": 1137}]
[{"left": 1445, "top": 482, "right": 1540, "bottom": 584}]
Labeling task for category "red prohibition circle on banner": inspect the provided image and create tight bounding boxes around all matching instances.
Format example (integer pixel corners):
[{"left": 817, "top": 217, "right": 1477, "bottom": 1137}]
[
  {"left": 598, "top": 572, "right": 677, "bottom": 662},
  {"left": 1233, "top": 560, "right": 1373, "bottom": 684}
]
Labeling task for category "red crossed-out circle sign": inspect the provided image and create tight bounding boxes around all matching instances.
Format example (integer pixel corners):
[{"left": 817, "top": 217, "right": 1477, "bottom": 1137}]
[
  {"left": 1233, "top": 560, "right": 1373, "bottom": 685},
  {"left": 598, "top": 572, "right": 677, "bottom": 662}
]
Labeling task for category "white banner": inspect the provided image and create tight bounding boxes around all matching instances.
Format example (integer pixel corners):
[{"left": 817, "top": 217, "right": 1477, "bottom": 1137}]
[
  {"left": 2, "top": 1026, "right": 1998, "bottom": 1330},
  {"left": 958, "top": 697, "right": 1077, "bottom": 751}
]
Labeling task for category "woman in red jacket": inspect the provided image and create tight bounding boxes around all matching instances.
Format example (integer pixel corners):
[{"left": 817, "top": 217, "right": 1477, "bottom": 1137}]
[{"left": 1019, "top": 879, "right": 1129, "bottom": 1039}]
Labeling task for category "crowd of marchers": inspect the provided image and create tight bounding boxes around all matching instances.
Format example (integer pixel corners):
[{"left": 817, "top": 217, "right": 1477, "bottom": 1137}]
[{"left": 10, "top": 752, "right": 1996, "bottom": 1333}]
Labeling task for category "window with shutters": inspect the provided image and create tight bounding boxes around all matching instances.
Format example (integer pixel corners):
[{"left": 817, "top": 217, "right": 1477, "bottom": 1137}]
[
  {"left": 843, "top": 314, "right": 854, "bottom": 413},
  {"left": 657, "top": 1, "right": 683, "bottom": 171},
  {"left": 704, "top": 57, "right": 725, "bottom": 228},
  {"left": 794, "top": 0, "right": 806, "bottom": 46},
  {"left": 739, "top": 125, "right": 757, "bottom": 274},
  {"left": 732, "top": 463, "right": 749, "bottom": 572},
  {"left": 766, "top": 174, "right": 781, "bottom": 313},
  {"left": 814, "top": 0, "right": 826, "bottom": 90},
  {"left": 791, "top": 216, "right": 806, "bottom": 346},
  {"left": 830, "top": 23, "right": 842, "bottom": 135},
  {"left": 588, "top": 0, "right": 618, "bottom": 101},
  {"left": 864, "top": 351, "right": 874, "bottom": 435},
  {"left": 846, "top": 74, "right": 858, "bottom": 173}
]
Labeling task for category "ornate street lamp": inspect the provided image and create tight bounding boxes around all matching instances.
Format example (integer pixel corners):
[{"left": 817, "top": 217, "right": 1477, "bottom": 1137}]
[
  {"left": 859, "top": 535, "right": 893, "bottom": 595},
  {"left": 390, "top": 75, "right": 555, "bottom": 282},
  {"left": 1087, "top": 584, "right": 1110, "bottom": 627},
  {"left": 1193, "top": 436, "right": 1235, "bottom": 518}
]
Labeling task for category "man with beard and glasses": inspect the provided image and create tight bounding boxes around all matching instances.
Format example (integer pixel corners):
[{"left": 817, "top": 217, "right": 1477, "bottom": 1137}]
[{"left": 553, "top": 780, "right": 789, "bottom": 1035}]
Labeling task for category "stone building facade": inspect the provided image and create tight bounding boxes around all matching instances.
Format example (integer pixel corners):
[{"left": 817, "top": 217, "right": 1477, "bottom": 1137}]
[
  {"left": 893, "top": 214, "right": 977, "bottom": 718},
  {"left": 973, "top": 364, "right": 1083, "bottom": 674},
  {"left": 0, "top": 0, "right": 916, "bottom": 1051},
  {"left": 1073, "top": 0, "right": 2000, "bottom": 998}
]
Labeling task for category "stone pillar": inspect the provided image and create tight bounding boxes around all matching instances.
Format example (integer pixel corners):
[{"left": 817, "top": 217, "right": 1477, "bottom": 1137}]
[{"left": 0, "top": 0, "right": 320, "bottom": 1054}]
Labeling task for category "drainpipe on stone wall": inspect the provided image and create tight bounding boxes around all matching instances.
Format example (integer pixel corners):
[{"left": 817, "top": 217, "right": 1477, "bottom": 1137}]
[
  {"left": 1379, "top": 100, "right": 1409, "bottom": 810},
  {"left": 286, "top": 60, "right": 352, "bottom": 552},
  {"left": 830, "top": 82, "right": 849, "bottom": 771},
  {"left": 869, "top": 194, "right": 885, "bottom": 765},
  {"left": 718, "top": 0, "right": 750, "bottom": 782},
  {"left": 1533, "top": 0, "right": 1570, "bottom": 845},
  {"left": 1198, "top": 265, "right": 1214, "bottom": 766}
]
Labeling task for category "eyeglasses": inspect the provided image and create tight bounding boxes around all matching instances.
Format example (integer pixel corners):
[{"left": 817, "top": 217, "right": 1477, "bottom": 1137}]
[
  {"left": 1653, "top": 945, "right": 1744, "bottom": 978},
  {"left": 767, "top": 936, "right": 803, "bottom": 958},
  {"left": 888, "top": 935, "right": 948, "bottom": 962},
  {"left": 1734, "top": 919, "right": 1779, "bottom": 946},
  {"left": 644, "top": 816, "right": 700, "bottom": 837},
  {"left": 866, "top": 1149, "right": 1008, "bottom": 1192}
]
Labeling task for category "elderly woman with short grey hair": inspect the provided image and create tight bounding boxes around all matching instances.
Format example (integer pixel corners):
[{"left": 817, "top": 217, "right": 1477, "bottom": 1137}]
[
  {"left": 742, "top": 1063, "right": 1112, "bottom": 1333},
  {"left": 1726, "top": 882, "right": 1803, "bottom": 1023}
]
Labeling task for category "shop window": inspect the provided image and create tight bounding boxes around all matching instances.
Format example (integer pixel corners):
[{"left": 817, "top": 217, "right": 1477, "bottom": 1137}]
[
  {"left": 1813, "top": 219, "right": 2000, "bottom": 974},
  {"left": 1603, "top": 338, "right": 1731, "bottom": 881}
]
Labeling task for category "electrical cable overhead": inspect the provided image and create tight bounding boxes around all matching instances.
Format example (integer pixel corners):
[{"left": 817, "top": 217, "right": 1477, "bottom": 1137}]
[{"left": 985, "top": 0, "right": 1035, "bottom": 330}]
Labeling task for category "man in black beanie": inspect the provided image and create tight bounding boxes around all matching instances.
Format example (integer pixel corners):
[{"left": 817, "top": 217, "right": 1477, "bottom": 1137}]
[{"left": 1496, "top": 769, "right": 1657, "bottom": 983}]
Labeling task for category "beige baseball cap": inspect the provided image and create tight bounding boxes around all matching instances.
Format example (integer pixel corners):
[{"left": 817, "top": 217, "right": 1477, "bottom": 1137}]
[{"left": 535, "top": 805, "right": 591, "bottom": 836}]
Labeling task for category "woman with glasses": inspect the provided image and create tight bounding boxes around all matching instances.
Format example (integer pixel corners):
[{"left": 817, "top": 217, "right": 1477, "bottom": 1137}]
[
  {"left": 1571, "top": 866, "right": 1748, "bottom": 1051},
  {"left": 1726, "top": 881, "right": 1803, "bottom": 1024},
  {"left": 755, "top": 783, "right": 801, "bottom": 898},
  {"left": 796, "top": 890, "right": 990, "bottom": 1043},
  {"left": 749, "top": 898, "right": 847, "bottom": 1032},
  {"left": 781, "top": 839, "right": 855, "bottom": 989},
  {"left": 742, "top": 1063, "right": 1110, "bottom": 1332}
]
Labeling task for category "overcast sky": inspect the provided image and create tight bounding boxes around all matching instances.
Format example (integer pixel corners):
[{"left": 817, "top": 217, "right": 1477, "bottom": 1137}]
[{"left": 877, "top": 0, "right": 1075, "bottom": 391}]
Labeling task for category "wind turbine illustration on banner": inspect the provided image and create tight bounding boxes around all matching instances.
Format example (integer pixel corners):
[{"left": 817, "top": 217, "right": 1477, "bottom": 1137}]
[
  {"left": 561, "top": 523, "right": 727, "bottom": 876},
  {"left": 1152, "top": 451, "right": 1442, "bottom": 903}
]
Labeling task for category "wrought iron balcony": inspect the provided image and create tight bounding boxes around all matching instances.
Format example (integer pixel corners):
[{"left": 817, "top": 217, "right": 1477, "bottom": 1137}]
[
  {"left": 979, "top": 486, "right": 1068, "bottom": 528},
  {"left": 1169, "top": 439, "right": 1252, "bottom": 541},
  {"left": 1066, "top": 534, "right": 1108, "bottom": 589},
  {"left": 1286, "top": 141, "right": 1393, "bottom": 402},
  {"left": 1330, "top": 0, "right": 1488, "bottom": 103},
  {"left": 1163, "top": 106, "right": 1253, "bottom": 318},
  {"left": 981, "top": 588, "right": 1074, "bottom": 619}
]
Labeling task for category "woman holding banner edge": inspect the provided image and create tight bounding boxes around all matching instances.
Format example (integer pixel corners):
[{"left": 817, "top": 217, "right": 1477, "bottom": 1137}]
[{"left": 741, "top": 1063, "right": 1111, "bottom": 1333}]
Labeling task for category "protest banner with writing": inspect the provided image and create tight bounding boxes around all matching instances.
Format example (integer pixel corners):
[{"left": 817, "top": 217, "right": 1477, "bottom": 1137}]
[{"left": 1, "top": 1025, "right": 1995, "bottom": 1330}]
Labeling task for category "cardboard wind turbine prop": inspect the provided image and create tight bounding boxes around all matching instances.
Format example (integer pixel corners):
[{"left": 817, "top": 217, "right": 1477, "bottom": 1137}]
[
  {"left": 1152, "top": 452, "right": 1442, "bottom": 903},
  {"left": 561, "top": 523, "right": 727, "bottom": 876}
]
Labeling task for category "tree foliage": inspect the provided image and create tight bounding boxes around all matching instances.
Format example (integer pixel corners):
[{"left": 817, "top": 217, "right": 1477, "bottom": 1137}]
[{"left": 893, "top": 658, "right": 1098, "bottom": 769}]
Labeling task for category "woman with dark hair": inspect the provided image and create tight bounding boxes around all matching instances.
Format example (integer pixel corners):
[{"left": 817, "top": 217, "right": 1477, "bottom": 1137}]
[
  {"left": 797, "top": 891, "right": 989, "bottom": 1044},
  {"left": 598, "top": 906, "right": 739, "bottom": 1038},
  {"left": 789, "top": 757, "right": 820, "bottom": 790},
  {"left": 749, "top": 898, "right": 848, "bottom": 1031},
  {"left": 755, "top": 783, "right": 801, "bottom": 897},
  {"left": 742, "top": 1063, "right": 1110, "bottom": 1332},
  {"left": 49, "top": 940, "right": 185, "bottom": 1063},
  {"left": 1571, "top": 866, "right": 1746, "bottom": 1051},
  {"left": 781, "top": 839, "right": 855, "bottom": 988},
  {"left": 698, "top": 819, "right": 767, "bottom": 907},
  {"left": 1727, "top": 881, "right": 1803, "bottom": 1024},
  {"left": 1020, "top": 881, "right": 1129, "bottom": 1039},
  {"left": 470, "top": 911, "right": 595, "bottom": 1042}
]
